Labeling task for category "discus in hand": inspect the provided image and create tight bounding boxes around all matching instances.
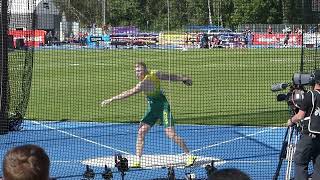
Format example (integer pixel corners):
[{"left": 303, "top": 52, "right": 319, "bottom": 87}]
[
  {"left": 183, "top": 79, "right": 192, "bottom": 86},
  {"left": 101, "top": 99, "right": 113, "bottom": 107}
]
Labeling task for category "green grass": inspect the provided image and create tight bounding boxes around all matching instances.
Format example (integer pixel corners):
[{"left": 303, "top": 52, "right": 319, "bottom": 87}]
[{"left": 13, "top": 48, "right": 312, "bottom": 126}]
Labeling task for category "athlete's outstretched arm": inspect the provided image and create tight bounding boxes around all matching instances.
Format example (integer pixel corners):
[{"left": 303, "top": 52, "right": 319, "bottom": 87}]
[
  {"left": 157, "top": 71, "right": 192, "bottom": 86},
  {"left": 101, "top": 82, "right": 144, "bottom": 106}
]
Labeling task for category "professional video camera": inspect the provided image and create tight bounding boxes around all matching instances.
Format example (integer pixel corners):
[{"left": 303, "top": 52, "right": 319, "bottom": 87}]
[
  {"left": 271, "top": 72, "right": 315, "bottom": 113},
  {"left": 271, "top": 71, "right": 315, "bottom": 180}
]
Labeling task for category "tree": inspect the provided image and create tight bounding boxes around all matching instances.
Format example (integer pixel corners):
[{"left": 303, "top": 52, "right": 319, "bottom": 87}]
[
  {"left": 230, "top": 0, "right": 283, "bottom": 26},
  {"left": 53, "top": 0, "right": 103, "bottom": 26},
  {"left": 51, "top": 0, "right": 314, "bottom": 31},
  {"left": 108, "top": 0, "right": 141, "bottom": 26}
]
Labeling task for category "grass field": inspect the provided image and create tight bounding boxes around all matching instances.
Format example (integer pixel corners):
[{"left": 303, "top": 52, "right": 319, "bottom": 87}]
[{"left": 10, "top": 47, "right": 315, "bottom": 126}]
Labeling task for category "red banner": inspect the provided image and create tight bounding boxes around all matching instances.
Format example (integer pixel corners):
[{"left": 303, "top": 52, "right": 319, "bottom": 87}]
[
  {"left": 9, "top": 30, "right": 47, "bottom": 47},
  {"left": 253, "top": 33, "right": 302, "bottom": 46}
]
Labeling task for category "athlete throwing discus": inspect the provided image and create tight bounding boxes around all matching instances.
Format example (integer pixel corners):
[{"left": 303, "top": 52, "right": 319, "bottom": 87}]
[{"left": 101, "top": 62, "right": 196, "bottom": 168}]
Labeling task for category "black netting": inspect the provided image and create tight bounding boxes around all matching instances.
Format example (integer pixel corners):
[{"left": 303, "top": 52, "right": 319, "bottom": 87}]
[
  {"left": 6, "top": 0, "right": 34, "bottom": 131},
  {"left": 1, "top": 0, "right": 320, "bottom": 179}
]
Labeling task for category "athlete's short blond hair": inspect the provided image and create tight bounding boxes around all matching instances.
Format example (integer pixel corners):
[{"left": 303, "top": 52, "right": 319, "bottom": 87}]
[{"left": 135, "top": 61, "right": 147, "bottom": 70}]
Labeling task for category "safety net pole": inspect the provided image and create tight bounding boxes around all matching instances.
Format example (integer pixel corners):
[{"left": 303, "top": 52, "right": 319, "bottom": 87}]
[{"left": 0, "top": 0, "right": 9, "bottom": 135}]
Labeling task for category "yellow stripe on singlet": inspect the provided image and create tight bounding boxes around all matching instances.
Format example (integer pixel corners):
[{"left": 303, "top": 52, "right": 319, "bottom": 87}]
[{"left": 143, "top": 70, "right": 161, "bottom": 98}]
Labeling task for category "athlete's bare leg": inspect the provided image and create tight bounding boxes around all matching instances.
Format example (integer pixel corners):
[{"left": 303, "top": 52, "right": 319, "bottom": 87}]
[
  {"left": 165, "top": 127, "right": 197, "bottom": 166},
  {"left": 136, "top": 123, "right": 151, "bottom": 159},
  {"left": 165, "top": 127, "right": 189, "bottom": 154}
]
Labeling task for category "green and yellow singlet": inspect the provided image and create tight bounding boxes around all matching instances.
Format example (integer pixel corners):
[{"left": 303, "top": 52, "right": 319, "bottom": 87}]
[
  {"left": 140, "top": 70, "right": 174, "bottom": 127},
  {"left": 143, "top": 70, "right": 162, "bottom": 98}
]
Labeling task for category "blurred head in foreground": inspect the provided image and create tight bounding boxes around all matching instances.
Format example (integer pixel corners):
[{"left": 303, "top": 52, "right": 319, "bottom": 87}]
[{"left": 3, "top": 144, "right": 50, "bottom": 180}]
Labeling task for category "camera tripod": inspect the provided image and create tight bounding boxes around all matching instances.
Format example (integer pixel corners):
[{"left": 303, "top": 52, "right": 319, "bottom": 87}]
[
  {"left": 271, "top": 81, "right": 309, "bottom": 180},
  {"left": 273, "top": 124, "right": 300, "bottom": 180}
]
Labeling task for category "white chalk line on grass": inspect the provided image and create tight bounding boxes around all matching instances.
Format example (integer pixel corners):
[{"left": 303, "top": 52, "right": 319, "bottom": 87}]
[
  {"left": 69, "top": 63, "right": 80, "bottom": 66},
  {"left": 31, "top": 121, "right": 131, "bottom": 155},
  {"left": 68, "top": 63, "right": 118, "bottom": 66},
  {"left": 188, "top": 127, "right": 280, "bottom": 154}
]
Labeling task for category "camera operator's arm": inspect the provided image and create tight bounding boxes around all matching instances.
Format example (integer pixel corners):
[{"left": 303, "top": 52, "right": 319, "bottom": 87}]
[
  {"left": 287, "top": 110, "right": 306, "bottom": 126},
  {"left": 287, "top": 91, "right": 312, "bottom": 126}
]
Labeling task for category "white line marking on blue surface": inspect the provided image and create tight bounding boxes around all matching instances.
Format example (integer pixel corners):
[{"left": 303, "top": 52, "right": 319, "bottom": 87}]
[
  {"left": 226, "top": 160, "right": 272, "bottom": 163},
  {"left": 31, "top": 121, "right": 131, "bottom": 155},
  {"left": 190, "top": 127, "right": 280, "bottom": 153},
  {"left": 52, "top": 160, "right": 81, "bottom": 163}
]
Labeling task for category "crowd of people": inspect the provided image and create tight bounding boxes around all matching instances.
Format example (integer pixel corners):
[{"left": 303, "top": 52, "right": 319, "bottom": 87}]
[
  {"left": 196, "top": 30, "right": 253, "bottom": 49},
  {"left": 191, "top": 25, "right": 320, "bottom": 49},
  {"left": 41, "top": 24, "right": 319, "bottom": 49}
]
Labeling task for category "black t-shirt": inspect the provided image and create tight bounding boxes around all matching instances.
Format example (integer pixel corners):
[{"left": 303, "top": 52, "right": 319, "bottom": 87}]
[{"left": 300, "top": 91, "right": 313, "bottom": 116}]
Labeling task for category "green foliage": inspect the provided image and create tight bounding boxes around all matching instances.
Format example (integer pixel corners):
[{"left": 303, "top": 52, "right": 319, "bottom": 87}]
[
  {"left": 229, "top": 0, "right": 282, "bottom": 26},
  {"left": 52, "top": 0, "right": 315, "bottom": 30},
  {"left": 53, "top": 0, "right": 102, "bottom": 25},
  {"left": 108, "top": 0, "right": 141, "bottom": 26}
]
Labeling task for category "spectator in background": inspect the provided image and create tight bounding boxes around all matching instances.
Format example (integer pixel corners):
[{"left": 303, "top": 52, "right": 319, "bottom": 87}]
[
  {"left": 267, "top": 25, "right": 273, "bottom": 34},
  {"left": 211, "top": 35, "right": 221, "bottom": 47},
  {"left": 294, "top": 27, "right": 302, "bottom": 34},
  {"left": 200, "top": 33, "right": 209, "bottom": 48},
  {"left": 245, "top": 25, "right": 250, "bottom": 33},
  {"left": 2, "top": 144, "right": 50, "bottom": 180},
  {"left": 246, "top": 30, "right": 254, "bottom": 48},
  {"left": 243, "top": 30, "right": 248, "bottom": 47},
  {"left": 309, "top": 26, "right": 317, "bottom": 33},
  {"left": 284, "top": 32, "right": 290, "bottom": 47},
  {"left": 45, "top": 31, "right": 53, "bottom": 46},
  {"left": 208, "top": 168, "right": 251, "bottom": 180}
]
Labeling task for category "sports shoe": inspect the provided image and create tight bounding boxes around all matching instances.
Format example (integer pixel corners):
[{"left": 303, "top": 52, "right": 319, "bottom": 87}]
[
  {"left": 186, "top": 155, "right": 197, "bottom": 167},
  {"left": 131, "top": 161, "right": 141, "bottom": 168}
]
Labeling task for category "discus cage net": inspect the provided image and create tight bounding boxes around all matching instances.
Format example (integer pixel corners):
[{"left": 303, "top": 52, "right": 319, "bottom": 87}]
[{"left": 0, "top": 0, "right": 320, "bottom": 179}]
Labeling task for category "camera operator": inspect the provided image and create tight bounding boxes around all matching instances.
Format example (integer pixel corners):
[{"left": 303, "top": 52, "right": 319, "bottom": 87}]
[{"left": 287, "top": 69, "right": 320, "bottom": 180}]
